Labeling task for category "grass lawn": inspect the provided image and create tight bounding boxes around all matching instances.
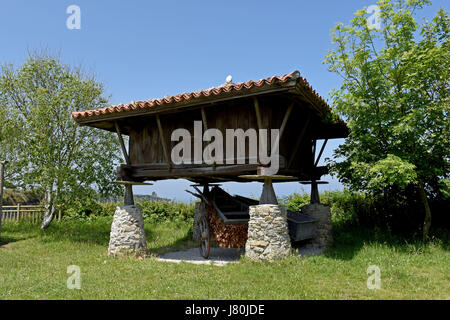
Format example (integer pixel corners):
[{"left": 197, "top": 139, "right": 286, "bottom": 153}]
[{"left": 0, "top": 217, "right": 449, "bottom": 299}]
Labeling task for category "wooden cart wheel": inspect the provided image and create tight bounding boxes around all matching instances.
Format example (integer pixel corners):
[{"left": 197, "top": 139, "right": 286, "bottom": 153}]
[{"left": 198, "top": 214, "right": 211, "bottom": 259}]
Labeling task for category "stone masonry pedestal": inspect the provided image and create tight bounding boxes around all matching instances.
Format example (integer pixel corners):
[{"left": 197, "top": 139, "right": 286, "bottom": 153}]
[
  {"left": 302, "top": 203, "right": 333, "bottom": 248},
  {"left": 108, "top": 205, "right": 147, "bottom": 257},
  {"left": 245, "top": 205, "right": 291, "bottom": 261}
]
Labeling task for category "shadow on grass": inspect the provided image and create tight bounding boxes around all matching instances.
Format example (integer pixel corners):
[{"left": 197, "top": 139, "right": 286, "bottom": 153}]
[
  {"left": 324, "top": 225, "right": 450, "bottom": 261},
  {"left": 147, "top": 232, "right": 197, "bottom": 256},
  {"left": 3, "top": 218, "right": 197, "bottom": 253},
  {"left": 1, "top": 221, "right": 39, "bottom": 246},
  {"left": 146, "top": 222, "right": 197, "bottom": 256},
  {"left": 42, "top": 218, "right": 197, "bottom": 255},
  {"left": 39, "top": 218, "right": 113, "bottom": 246},
  {"left": 4, "top": 218, "right": 448, "bottom": 260},
  {"left": 0, "top": 234, "right": 28, "bottom": 247}
]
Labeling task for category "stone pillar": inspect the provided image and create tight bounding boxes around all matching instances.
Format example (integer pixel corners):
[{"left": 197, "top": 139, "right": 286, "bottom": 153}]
[
  {"left": 193, "top": 201, "right": 207, "bottom": 242},
  {"left": 108, "top": 205, "right": 147, "bottom": 257},
  {"left": 302, "top": 203, "right": 333, "bottom": 248},
  {"left": 245, "top": 205, "right": 291, "bottom": 261}
]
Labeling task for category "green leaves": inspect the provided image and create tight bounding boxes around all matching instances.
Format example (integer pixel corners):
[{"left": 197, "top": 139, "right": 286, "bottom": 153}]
[
  {"left": 366, "top": 154, "right": 417, "bottom": 190},
  {"left": 324, "top": 0, "right": 449, "bottom": 195},
  {"left": 0, "top": 52, "right": 121, "bottom": 212}
]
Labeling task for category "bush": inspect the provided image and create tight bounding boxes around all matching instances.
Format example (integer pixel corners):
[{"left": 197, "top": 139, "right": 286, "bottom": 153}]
[
  {"left": 62, "top": 199, "right": 195, "bottom": 224},
  {"left": 64, "top": 197, "right": 105, "bottom": 219},
  {"left": 139, "top": 200, "right": 194, "bottom": 224},
  {"left": 283, "top": 189, "right": 449, "bottom": 236},
  {"left": 283, "top": 190, "right": 361, "bottom": 229},
  {"left": 283, "top": 193, "right": 309, "bottom": 212}
]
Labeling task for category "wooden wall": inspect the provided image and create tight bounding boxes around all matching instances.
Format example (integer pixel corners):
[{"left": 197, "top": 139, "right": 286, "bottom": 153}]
[{"left": 125, "top": 94, "right": 316, "bottom": 178}]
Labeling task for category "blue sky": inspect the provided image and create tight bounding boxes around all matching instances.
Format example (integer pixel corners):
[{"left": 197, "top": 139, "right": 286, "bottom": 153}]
[{"left": 1, "top": 0, "right": 447, "bottom": 202}]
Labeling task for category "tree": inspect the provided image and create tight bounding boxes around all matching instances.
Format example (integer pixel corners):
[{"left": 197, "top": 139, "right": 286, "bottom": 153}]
[
  {"left": 0, "top": 52, "right": 121, "bottom": 229},
  {"left": 324, "top": 0, "right": 449, "bottom": 240}
]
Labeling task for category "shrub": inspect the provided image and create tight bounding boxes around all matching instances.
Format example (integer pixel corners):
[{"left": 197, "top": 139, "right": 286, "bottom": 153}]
[
  {"left": 283, "top": 189, "right": 449, "bottom": 236},
  {"left": 139, "top": 200, "right": 194, "bottom": 224},
  {"left": 62, "top": 199, "right": 195, "bottom": 224}
]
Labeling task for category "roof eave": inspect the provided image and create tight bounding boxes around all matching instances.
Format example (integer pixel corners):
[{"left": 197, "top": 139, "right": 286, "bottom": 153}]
[{"left": 72, "top": 84, "right": 296, "bottom": 125}]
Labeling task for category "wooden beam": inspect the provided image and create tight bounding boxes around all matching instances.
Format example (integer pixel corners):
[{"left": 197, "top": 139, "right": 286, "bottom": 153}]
[
  {"left": 296, "top": 86, "right": 325, "bottom": 117},
  {"left": 201, "top": 107, "right": 208, "bottom": 131},
  {"left": 253, "top": 97, "right": 263, "bottom": 130},
  {"left": 120, "top": 156, "right": 286, "bottom": 171},
  {"left": 312, "top": 139, "right": 317, "bottom": 160},
  {"left": 130, "top": 163, "right": 259, "bottom": 179},
  {"left": 155, "top": 115, "right": 171, "bottom": 169},
  {"left": 271, "top": 103, "right": 294, "bottom": 156},
  {"left": 311, "top": 139, "right": 317, "bottom": 171},
  {"left": 314, "top": 139, "right": 328, "bottom": 167},
  {"left": 279, "top": 103, "right": 294, "bottom": 138},
  {"left": 114, "top": 121, "right": 131, "bottom": 165},
  {"left": 201, "top": 107, "right": 216, "bottom": 169},
  {"left": 288, "top": 113, "right": 311, "bottom": 168}
]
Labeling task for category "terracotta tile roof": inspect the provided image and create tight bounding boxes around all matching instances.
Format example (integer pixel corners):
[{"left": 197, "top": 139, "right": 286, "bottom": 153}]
[{"left": 72, "top": 70, "right": 335, "bottom": 122}]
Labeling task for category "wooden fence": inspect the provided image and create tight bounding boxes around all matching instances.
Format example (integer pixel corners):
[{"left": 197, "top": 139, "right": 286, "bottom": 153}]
[{"left": 0, "top": 205, "right": 61, "bottom": 223}]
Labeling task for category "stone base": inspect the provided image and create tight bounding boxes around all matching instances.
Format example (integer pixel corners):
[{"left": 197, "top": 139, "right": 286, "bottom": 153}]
[
  {"left": 245, "top": 205, "right": 292, "bottom": 261},
  {"left": 108, "top": 205, "right": 147, "bottom": 257},
  {"left": 193, "top": 202, "right": 207, "bottom": 242},
  {"left": 302, "top": 204, "right": 333, "bottom": 248}
]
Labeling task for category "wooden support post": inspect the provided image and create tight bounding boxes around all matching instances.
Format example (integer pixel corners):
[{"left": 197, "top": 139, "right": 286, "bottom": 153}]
[
  {"left": 310, "top": 180, "right": 320, "bottom": 204},
  {"left": 253, "top": 97, "right": 263, "bottom": 131},
  {"left": 272, "top": 103, "right": 294, "bottom": 154},
  {"left": 155, "top": 115, "right": 171, "bottom": 170},
  {"left": 260, "top": 177, "right": 278, "bottom": 205},
  {"left": 312, "top": 139, "right": 317, "bottom": 162},
  {"left": 16, "top": 203, "right": 20, "bottom": 222},
  {"left": 201, "top": 107, "right": 208, "bottom": 131},
  {"left": 279, "top": 103, "right": 294, "bottom": 138},
  {"left": 314, "top": 139, "right": 328, "bottom": 167},
  {"left": 124, "top": 185, "right": 134, "bottom": 206},
  {"left": 201, "top": 107, "right": 215, "bottom": 169},
  {"left": 110, "top": 181, "right": 153, "bottom": 207},
  {"left": 300, "top": 181, "right": 328, "bottom": 205},
  {"left": 114, "top": 121, "right": 131, "bottom": 165},
  {"left": 288, "top": 114, "right": 311, "bottom": 168}
]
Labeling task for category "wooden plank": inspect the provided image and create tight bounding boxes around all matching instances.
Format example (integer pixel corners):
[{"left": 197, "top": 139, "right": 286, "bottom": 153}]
[
  {"left": 114, "top": 121, "right": 131, "bottom": 165},
  {"left": 201, "top": 107, "right": 208, "bottom": 131},
  {"left": 312, "top": 139, "right": 317, "bottom": 167},
  {"left": 271, "top": 103, "right": 294, "bottom": 154},
  {"left": 131, "top": 163, "right": 259, "bottom": 179},
  {"left": 2, "top": 205, "right": 44, "bottom": 209},
  {"left": 288, "top": 114, "right": 311, "bottom": 168},
  {"left": 253, "top": 97, "right": 263, "bottom": 130},
  {"left": 155, "top": 115, "right": 171, "bottom": 169},
  {"left": 201, "top": 107, "right": 217, "bottom": 169}
]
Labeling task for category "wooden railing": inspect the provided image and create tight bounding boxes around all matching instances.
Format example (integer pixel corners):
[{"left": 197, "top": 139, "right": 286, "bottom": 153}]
[{"left": 0, "top": 205, "right": 60, "bottom": 223}]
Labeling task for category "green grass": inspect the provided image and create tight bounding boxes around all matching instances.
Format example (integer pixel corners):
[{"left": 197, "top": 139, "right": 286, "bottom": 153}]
[{"left": 0, "top": 218, "right": 449, "bottom": 299}]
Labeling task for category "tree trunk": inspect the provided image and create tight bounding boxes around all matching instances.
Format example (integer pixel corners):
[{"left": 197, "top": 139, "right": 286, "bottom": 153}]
[
  {"left": 41, "top": 188, "right": 56, "bottom": 230},
  {"left": 418, "top": 181, "right": 432, "bottom": 242}
]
